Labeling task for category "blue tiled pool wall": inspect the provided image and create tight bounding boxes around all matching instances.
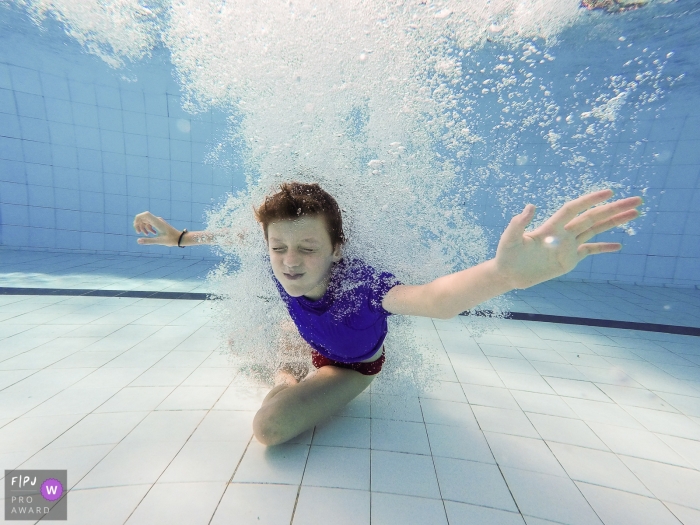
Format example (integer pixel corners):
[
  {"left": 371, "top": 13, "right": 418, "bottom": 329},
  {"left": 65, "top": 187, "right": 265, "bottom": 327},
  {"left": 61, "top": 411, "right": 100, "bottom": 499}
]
[
  {"left": 0, "top": 6, "right": 698, "bottom": 285},
  {"left": 0, "top": 8, "right": 242, "bottom": 261}
]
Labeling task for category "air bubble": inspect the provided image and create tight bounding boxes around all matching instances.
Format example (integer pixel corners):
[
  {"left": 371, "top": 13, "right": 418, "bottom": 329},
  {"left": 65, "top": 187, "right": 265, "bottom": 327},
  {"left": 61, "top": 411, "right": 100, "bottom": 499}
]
[{"left": 20, "top": 0, "right": 656, "bottom": 393}]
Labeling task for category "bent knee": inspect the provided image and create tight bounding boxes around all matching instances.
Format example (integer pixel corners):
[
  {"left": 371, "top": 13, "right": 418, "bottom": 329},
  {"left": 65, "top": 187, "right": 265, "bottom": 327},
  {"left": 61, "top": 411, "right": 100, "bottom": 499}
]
[{"left": 253, "top": 407, "right": 291, "bottom": 447}]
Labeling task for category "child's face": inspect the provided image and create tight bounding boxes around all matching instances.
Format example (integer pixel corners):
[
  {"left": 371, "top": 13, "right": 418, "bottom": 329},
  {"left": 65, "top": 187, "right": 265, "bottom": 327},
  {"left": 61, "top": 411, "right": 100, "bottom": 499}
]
[{"left": 267, "top": 215, "right": 342, "bottom": 300}]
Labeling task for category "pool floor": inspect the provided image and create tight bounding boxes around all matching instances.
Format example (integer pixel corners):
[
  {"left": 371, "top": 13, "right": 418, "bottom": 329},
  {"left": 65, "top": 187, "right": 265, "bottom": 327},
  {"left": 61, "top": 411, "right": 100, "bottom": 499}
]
[{"left": 1, "top": 248, "right": 699, "bottom": 524}]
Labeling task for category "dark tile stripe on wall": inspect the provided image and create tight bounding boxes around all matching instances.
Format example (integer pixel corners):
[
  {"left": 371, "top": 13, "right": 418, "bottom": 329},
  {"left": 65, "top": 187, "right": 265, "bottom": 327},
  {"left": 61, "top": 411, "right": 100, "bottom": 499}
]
[{"left": 2, "top": 287, "right": 699, "bottom": 337}]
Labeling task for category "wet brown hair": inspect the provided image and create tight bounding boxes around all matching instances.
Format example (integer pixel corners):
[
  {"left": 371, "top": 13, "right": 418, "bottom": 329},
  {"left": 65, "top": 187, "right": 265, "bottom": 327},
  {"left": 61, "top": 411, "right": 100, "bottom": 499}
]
[{"left": 254, "top": 182, "right": 346, "bottom": 249}]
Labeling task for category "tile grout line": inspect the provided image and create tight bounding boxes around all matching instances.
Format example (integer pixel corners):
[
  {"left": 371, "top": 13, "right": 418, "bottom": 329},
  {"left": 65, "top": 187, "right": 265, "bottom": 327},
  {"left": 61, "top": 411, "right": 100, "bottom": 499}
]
[
  {"left": 115, "top": 360, "right": 241, "bottom": 524},
  {"left": 417, "top": 395, "right": 451, "bottom": 525},
  {"left": 440, "top": 337, "right": 529, "bottom": 522},
  {"left": 288, "top": 426, "right": 315, "bottom": 525},
  {"left": 5, "top": 313, "right": 223, "bottom": 490},
  {"left": 206, "top": 434, "right": 255, "bottom": 525},
  {"left": 369, "top": 387, "right": 372, "bottom": 524}
]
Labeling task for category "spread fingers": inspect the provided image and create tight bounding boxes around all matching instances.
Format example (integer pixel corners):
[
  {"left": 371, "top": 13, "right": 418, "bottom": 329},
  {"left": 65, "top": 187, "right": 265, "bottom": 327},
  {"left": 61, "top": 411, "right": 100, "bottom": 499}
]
[{"left": 576, "top": 208, "right": 640, "bottom": 243}]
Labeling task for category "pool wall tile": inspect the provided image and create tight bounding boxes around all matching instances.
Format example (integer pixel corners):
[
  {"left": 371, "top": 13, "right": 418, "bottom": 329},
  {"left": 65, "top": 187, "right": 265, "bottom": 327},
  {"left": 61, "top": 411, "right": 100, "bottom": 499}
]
[{"left": 0, "top": 4, "right": 697, "bottom": 281}]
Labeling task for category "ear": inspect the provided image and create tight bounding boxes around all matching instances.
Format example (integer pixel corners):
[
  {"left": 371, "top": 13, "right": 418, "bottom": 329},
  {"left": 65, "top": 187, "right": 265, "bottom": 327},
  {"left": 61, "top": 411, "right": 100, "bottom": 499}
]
[{"left": 331, "top": 243, "right": 343, "bottom": 262}]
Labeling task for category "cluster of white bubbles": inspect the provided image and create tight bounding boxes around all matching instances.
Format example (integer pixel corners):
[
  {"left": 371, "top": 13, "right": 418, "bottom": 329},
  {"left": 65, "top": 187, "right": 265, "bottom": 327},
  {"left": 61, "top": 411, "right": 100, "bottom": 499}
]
[{"left": 14, "top": 0, "right": 677, "bottom": 393}]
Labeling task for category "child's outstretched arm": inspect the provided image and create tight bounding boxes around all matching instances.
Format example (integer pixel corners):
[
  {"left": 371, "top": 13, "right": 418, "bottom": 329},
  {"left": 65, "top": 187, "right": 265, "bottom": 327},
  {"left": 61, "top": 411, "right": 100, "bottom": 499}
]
[
  {"left": 133, "top": 211, "right": 226, "bottom": 247},
  {"left": 382, "top": 189, "right": 643, "bottom": 319}
]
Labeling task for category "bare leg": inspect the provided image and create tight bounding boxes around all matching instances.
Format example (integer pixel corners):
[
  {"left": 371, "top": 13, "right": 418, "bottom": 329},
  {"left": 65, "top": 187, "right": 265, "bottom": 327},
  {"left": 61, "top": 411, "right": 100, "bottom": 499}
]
[{"left": 253, "top": 366, "right": 374, "bottom": 446}]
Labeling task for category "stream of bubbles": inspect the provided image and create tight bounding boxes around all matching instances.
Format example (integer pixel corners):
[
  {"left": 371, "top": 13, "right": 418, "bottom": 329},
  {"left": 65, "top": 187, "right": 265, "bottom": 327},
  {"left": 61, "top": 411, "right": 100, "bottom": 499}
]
[{"left": 10, "top": 0, "right": 678, "bottom": 393}]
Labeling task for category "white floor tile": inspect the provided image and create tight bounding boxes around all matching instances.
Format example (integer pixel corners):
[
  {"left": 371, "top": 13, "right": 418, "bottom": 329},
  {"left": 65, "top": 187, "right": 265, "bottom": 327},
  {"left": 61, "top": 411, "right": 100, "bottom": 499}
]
[
  {"left": 530, "top": 361, "right": 588, "bottom": 381},
  {"left": 656, "top": 434, "right": 700, "bottom": 470},
  {"left": 419, "top": 380, "right": 467, "bottom": 402},
  {"left": 576, "top": 482, "right": 683, "bottom": 525},
  {"left": 547, "top": 441, "right": 653, "bottom": 496},
  {"left": 501, "top": 467, "right": 603, "bottom": 525},
  {"left": 73, "top": 367, "right": 147, "bottom": 389},
  {"left": 337, "top": 391, "right": 371, "bottom": 418},
  {"left": 619, "top": 456, "right": 700, "bottom": 511},
  {"left": 489, "top": 357, "right": 540, "bottom": 376},
  {"left": 371, "top": 394, "right": 423, "bottom": 422},
  {"left": 575, "top": 365, "right": 643, "bottom": 388},
  {"left": 656, "top": 391, "right": 700, "bottom": 418},
  {"left": 370, "top": 450, "right": 440, "bottom": 499},
  {"left": 210, "top": 483, "right": 298, "bottom": 525},
  {"left": 433, "top": 456, "right": 518, "bottom": 511},
  {"left": 93, "top": 386, "right": 175, "bottom": 413},
  {"left": 152, "top": 351, "right": 211, "bottom": 368},
  {"left": 302, "top": 445, "right": 370, "bottom": 490},
  {"left": 3, "top": 259, "right": 700, "bottom": 525},
  {"left": 484, "top": 432, "right": 567, "bottom": 477},
  {"left": 75, "top": 440, "right": 183, "bottom": 488},
  {"left": 558, "top": 351, "right": 612, "bottom": 369},
  {"left": 0, "top": 413, "right": 85, "bottom": 455},
  {"left": 455, "top": 368, "right": 506, "bottom": 387},
  {"left": 472, "top": 406, "right": 540, "bottom": 438},
  {"left": 102, "top": 348, "right": 171, "bottom": 369},
  {"left": 518, "top": 348, "right": 568, "bottom": 363},
  {"left": 128, "top": 367, "right": 194, "bottom": 387},
  {"left": 449, "top": 350, "right": 496, "bottom": 371},
  {"left": 425, "top": 423, "right": 495, "bottom": 464},
  {"left": 25, "top": 385, "right": 118, "bottom": 416},
  {"left": 158, "top": 440, "right": 248, "bottom": 482},
  {"left": 0, "top": 366, "right": 94, "bottom": 401},
  {"left": 180, "top": 366, "right": 237, "bottom": 387},
  {"left": 564, "top": 397, "right": 646, "bottom": 429},
  {"left": 65, "top": 485, "right": 152, "bottom": 525},
  {"left": 120, "top": 410, "right": 206, "bottom": 444},
  {"left": 48, "top": 349, "right": 123, "bottom": 368},
  {"left": 293, "top": 486, "right": 370, "bottom": 525},
  {"left": 596, "top": 383, "right": 681, "bottom": 412},
  {"left": 462, "top": 383, "right": 521, "bottom": 410},
  {"left": 19, "top": 443, "right": 114, "bottom": 488},
  {"left": 444, "top": 501, "right": 526, "bottom": 525},
  {"left": 586, "top": 421, "right": 691, "bottom": 466},
  {"left": 312, "top": 416, "right": 370, "bottom": 448},
  {"left": 371, "top": 419, "right": 431, "bottom": 455},
  {"left": 125, "top": 481, "right": 226, "bottom": 525},
  {"left": 371, "top": 493, "right": 447, "bottom": 525},
  {"left": 664, "top": 502, "right": 700, "bottom": 525},
  {"left": 497, "top": 372, "right": 556, "bottom": 394},
  {"left": 527, "top": 413, "right": 608, "bottom": 450},
  {"left": 233, "top": 441, "right": 309, "bottom": 485},
  {"left": 434, "top": 363, "right": 459, "bottom": 382},
  {"left": 419, "top": 398, "right": 477, "bottom": 427},
  {"left": 156, "top": 385, "right": 227, "bottom": 410},
  {"left": 188, "top": 410, "right": 254, "bottom": 442},
  {"left": 622, "top": 405, "right": 700, "bottom": 440},
  {"left": 511, "top": 390, "right": 579, "bottom": 418},
  {"left": 213, "top": 385, "right": 269, "bottom": 411},
  {"left": 0, "top": 370, "right": 36, "bottom": 390},
  {"left": 48, "top": 411, "right": 147, "bottom": 448}
]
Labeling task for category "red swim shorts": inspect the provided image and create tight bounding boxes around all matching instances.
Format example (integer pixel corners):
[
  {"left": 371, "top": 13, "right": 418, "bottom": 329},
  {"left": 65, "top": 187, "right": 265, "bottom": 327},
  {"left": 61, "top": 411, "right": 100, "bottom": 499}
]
[{"left": 310, "top": 346, "right": 385, "bottom": 376}]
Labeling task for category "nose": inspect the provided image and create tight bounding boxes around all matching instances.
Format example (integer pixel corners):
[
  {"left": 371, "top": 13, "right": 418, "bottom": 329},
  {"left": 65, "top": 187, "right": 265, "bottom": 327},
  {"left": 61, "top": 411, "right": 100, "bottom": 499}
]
[{"left": 283, "top": 250, "right": 301, "bottom": 269}]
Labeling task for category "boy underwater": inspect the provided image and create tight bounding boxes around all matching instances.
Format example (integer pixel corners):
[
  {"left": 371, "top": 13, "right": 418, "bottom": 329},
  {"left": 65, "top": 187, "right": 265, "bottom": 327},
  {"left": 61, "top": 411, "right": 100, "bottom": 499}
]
[{"left": 134, "top": 182, "right": 641, "bottom": 445}]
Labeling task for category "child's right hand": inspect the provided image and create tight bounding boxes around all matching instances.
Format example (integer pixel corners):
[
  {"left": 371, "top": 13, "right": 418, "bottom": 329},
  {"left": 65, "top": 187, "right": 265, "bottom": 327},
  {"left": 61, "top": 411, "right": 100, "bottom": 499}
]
[{"left": 133, "top": 211, "right": 182, "bottom": 246}]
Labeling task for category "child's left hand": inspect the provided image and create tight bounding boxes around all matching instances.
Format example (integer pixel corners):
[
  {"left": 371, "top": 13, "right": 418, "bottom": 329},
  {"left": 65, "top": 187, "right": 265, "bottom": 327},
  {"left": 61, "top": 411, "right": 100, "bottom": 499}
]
[{"left": 494, "top": 189, "right": 643, "bottom": 289}]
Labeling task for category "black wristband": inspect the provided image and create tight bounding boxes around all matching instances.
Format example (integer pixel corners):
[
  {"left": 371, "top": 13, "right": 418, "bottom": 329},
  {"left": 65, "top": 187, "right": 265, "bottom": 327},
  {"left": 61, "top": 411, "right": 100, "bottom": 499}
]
[{"left": 177, "top": 229, "right": 188, "bottom": 248}]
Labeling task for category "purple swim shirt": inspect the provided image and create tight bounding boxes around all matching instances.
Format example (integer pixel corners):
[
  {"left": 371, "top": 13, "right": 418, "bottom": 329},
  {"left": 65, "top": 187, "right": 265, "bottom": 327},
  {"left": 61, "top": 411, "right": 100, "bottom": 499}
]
[{"left": 273, "top": 258, "right": 402, "bottom": 363}]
